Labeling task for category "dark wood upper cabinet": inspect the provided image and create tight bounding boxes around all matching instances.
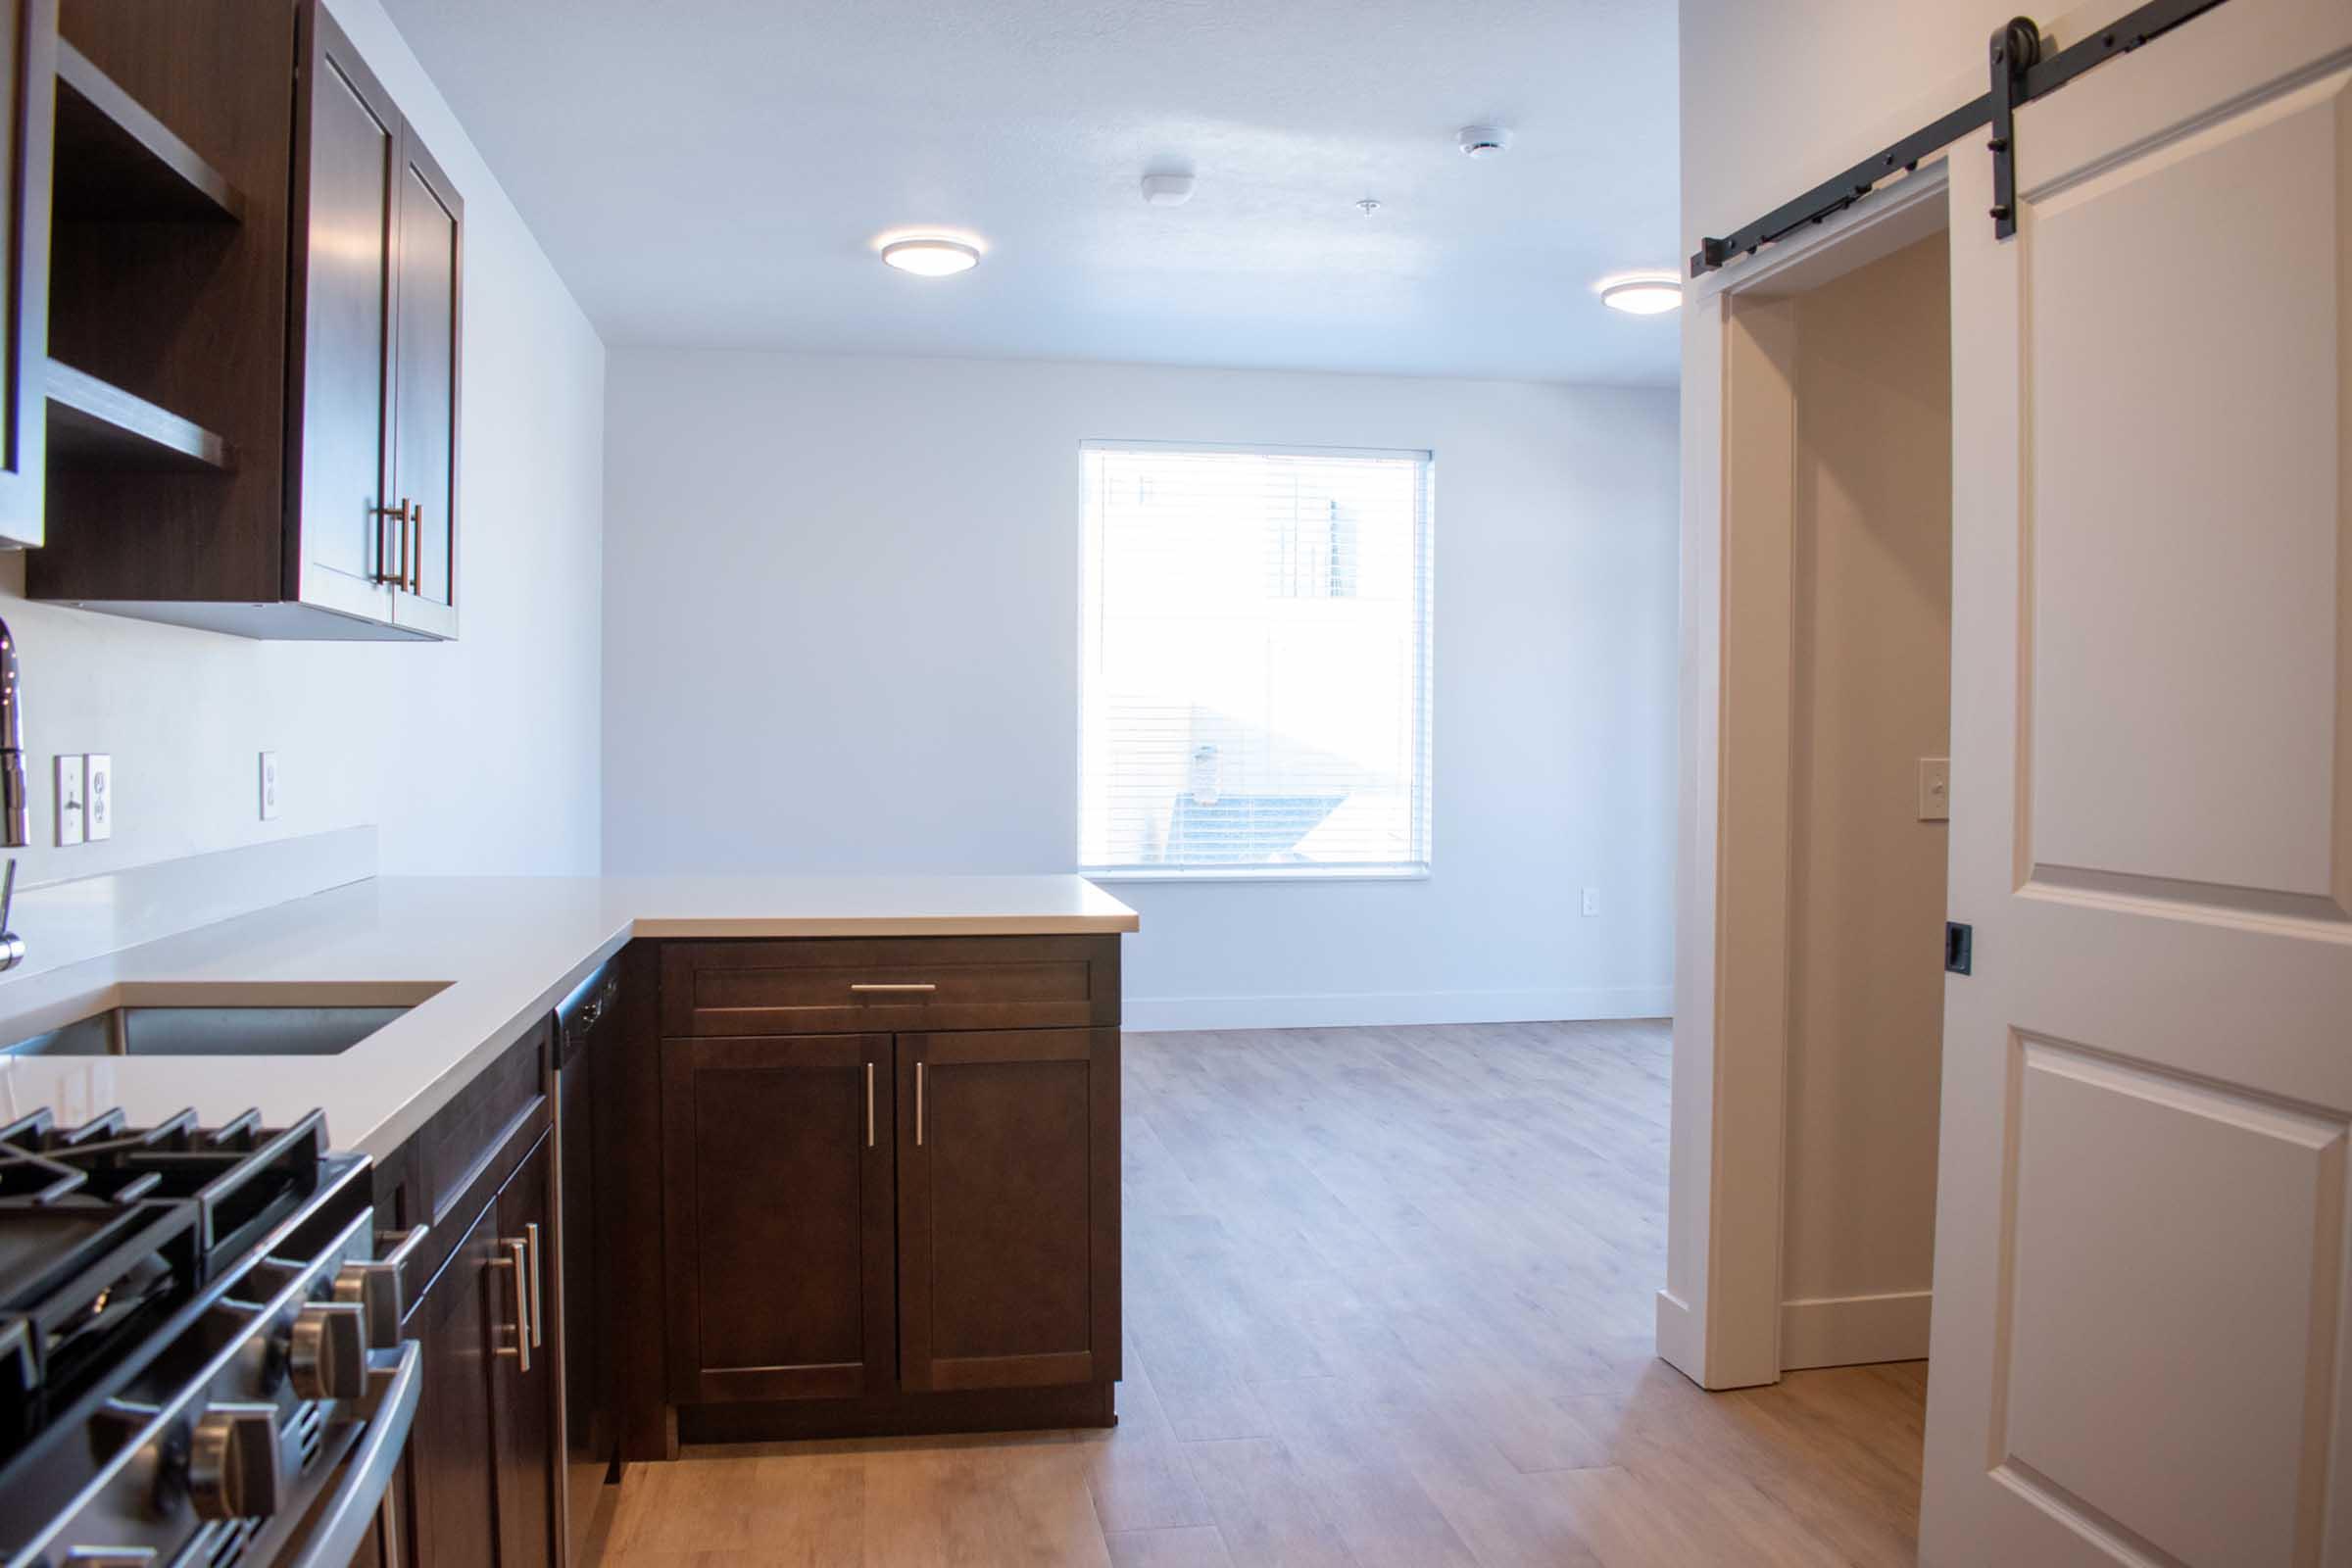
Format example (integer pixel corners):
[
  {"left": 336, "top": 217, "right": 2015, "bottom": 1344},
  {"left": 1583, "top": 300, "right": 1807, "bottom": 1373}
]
[
  {"left": 27, "top": 0, "right": 463, "bottom": 640},
  {"left": 662, "top": 1032, "right": 898, "bottom": 1404},
  {"left": 390, "top": 134, "right": 459, "bottom": 634},
  {"left": 897, "top": 1028, "right": 1119, "bottom": 1394},
  {"left": 287, "top": 0, "right": 397, "bottom": 629},
  {"left": 0, "top": 0, "right": 53, "bottom": 547}
]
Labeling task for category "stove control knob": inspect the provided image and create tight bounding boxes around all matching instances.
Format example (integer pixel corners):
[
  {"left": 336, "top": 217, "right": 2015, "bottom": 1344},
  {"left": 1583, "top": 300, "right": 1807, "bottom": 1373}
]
[
  {"left": 289, "top": 1300, "right": 368, "bottom": 1400},
  {"left": 334, "top": 1226, "right": 427, "bottom": 1350},
  {"left": 188, "top": 1402, "right": 282, "bottom": 1521}
]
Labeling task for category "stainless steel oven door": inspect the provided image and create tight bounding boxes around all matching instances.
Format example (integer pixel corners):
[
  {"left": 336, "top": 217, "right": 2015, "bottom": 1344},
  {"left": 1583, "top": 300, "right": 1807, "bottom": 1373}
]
[{"left": 274, "top": 1341, "right": 423, "bottom": 1568}]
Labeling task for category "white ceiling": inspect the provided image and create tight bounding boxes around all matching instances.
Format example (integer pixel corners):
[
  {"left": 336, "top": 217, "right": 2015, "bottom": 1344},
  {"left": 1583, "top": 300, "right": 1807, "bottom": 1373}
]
[{"left": 382, "top": 0, "right": 1682, "bottom": 384}]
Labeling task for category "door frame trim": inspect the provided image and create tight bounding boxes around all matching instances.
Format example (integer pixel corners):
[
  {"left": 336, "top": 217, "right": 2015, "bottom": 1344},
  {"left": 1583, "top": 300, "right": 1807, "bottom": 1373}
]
[{"left": 1659, "top": 159, "right": 1952, "bottom": 1392}]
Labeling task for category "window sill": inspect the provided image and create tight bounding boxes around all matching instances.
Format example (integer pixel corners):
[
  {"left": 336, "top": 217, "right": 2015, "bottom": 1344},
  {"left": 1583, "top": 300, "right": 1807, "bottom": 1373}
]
[{"left": 1081, "top": 865, "right": 1432, "bottom": 886}]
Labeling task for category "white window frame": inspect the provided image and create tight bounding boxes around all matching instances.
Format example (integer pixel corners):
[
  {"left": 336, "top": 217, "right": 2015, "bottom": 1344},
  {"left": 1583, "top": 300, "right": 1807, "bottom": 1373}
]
[{"left": 1076, "top": 438, "right": 1436, "bottom": 884}]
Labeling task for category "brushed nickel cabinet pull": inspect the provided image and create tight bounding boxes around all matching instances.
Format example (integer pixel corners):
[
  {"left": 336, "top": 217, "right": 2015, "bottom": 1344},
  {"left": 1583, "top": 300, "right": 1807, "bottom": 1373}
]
[
  {"left": 523, "top": 1222, "right": 543, "bottom": 1348},
  {"left": 372, "top": 500, "right": 412, "bottom": 587},
  {"left": 409, "top": 505, "right": 425, "bottom": 595},
  {"left": 864, "top": 1061, "right": 875, "bottom": 1148},
  {"left": 490, "top": 1239, "right": 529, "bottom": 1372},
  {"left": 915, "top": 1061, "right": 925, "bottom": 1147},
  {"left": 851, "top": 982, "right": 937, "bottom": 994}
]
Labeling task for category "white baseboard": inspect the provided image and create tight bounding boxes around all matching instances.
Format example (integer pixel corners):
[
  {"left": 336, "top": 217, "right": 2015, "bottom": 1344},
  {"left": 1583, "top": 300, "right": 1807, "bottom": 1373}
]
[
  {"left": 1122, "top": 985, "right": 1673, "bottom": 1032},
  {"left": 1654, "top": 1288, "right": 1702, "bottom": 1383},
  {"left": 1780, "top": 1290, "right": 1933, "bottom": 1370}
]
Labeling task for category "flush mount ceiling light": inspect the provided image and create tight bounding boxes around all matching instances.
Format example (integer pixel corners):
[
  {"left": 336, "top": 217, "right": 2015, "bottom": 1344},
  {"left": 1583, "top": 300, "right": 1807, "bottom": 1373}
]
[
  {"left": 1457, "top": 124, "right": 1511, "bottom": 158},
  {"left": 1596, "top": 270, "right": 1683, "bottom": 316},
  {"left": 880, "top": 237, "right": 981, "bottom": 276}
]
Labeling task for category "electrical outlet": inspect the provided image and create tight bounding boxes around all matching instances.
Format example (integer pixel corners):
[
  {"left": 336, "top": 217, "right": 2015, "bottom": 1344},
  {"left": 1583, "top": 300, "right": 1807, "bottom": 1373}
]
[
  {"left": 1581, "top": 886, "right": 1599, "bottom": 917},
  {"left": 84, "top": 755, "right": 112, "bottom": 842},
  {"left": 1919, "top": 757, "right": 1951, "bottom": 821},
  {"left": 259, "top": 752, "right": 281, "bottom": 820},
  {"left": 54, "top": 755, "right": 84, "bottom": 847}
]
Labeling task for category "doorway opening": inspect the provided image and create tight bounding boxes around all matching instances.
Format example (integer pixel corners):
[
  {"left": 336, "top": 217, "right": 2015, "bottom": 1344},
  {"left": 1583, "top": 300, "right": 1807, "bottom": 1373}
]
[
  {"left": 1659, "top": 165, "right": 1956, "bottom": 1394},
  {"left": 1778, "top": 233, "right": 1953, "bottom": 1371}
]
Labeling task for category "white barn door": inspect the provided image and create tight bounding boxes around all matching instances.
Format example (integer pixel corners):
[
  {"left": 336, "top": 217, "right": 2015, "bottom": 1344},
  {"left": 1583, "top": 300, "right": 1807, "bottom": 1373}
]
[{"left": 1922, "top": 0, "right": 2352, "bottom": 1563}]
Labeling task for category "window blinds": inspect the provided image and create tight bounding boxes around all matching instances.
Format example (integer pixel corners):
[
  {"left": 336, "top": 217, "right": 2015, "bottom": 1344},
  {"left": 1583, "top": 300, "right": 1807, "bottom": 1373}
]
[{"left": 1079, "top": 442, "right": 1434, "bottom": 877}]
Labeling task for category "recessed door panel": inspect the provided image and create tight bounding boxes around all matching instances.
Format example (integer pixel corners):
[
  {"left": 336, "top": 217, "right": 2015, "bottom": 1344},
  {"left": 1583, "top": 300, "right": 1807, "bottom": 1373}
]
[
  {"left": 294, "top": 32, "right": 396, "bottom": 618},
  {"left": 1999, "top": 1038, "right": 2346, "bottom": 1567},
  {"left": 2024, "top": 69, "right": 2350, "bottom": 913},
  {"left": 660, "top": 1034, "right": 895, "bottom": 1403}
]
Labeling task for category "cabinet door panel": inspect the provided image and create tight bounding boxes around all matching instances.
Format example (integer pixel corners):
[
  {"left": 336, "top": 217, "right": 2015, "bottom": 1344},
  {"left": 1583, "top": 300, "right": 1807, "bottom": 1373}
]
[
  {"left": 407, "top": 1200, "right": 499, "bottom": 1568},
  {"left": 390, "top": 127, "right": 459, "bottom": 637},
  {"left": 290, "top": 1, "right": 396, "bottom": 624},
  {"left": 0, "top": 0, "right": 49, "bottom": 547},
  {"left": 662, "top": 1034, "right": 895, "bottom": 1403},
  {"left": 493, "top": 1135, "right": 557, "bottom": 1568},
  {"left": 898, "top": 1028, "right": 1119, "bottom": 1393}
]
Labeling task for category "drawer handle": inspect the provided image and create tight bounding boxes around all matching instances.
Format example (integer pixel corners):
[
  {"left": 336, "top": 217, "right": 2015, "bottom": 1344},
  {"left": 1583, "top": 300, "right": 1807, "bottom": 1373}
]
[
  {"left": 916, "top": 1060, "right": 925, "bottom": 1147},
  {"left": 850, "top": 983, "right": 937, "bottom": 994},
  {"left": 490, "top": 1239, "right": 530, "bottom": 1373}
]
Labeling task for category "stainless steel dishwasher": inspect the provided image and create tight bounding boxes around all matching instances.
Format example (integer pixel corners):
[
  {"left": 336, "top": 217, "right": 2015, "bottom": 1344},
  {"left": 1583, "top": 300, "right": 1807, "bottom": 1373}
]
[{"left": 555, "top": 957, "right": 620, "bottom": 1563}]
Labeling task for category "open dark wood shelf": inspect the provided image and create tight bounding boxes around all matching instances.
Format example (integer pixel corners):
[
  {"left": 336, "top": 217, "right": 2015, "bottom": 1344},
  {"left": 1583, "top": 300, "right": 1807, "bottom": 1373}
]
[
  {"left": 52, "top": 40, "right": 243, "bottom": 222},
  {"left": 46, "top": 359, "right": 233, "bottom": 471}
]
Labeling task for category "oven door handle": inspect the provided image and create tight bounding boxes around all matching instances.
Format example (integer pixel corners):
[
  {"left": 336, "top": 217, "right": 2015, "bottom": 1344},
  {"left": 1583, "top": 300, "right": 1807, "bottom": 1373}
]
[{"left": 278, "top": 1340, "right": 423, "bottom": 1568}]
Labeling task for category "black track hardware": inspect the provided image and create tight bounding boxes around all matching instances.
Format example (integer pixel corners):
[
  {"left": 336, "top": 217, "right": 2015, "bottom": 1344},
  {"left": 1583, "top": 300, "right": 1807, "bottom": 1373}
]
[{"left": 1690, "top": 0, "right": 2241, "bottom": 275}]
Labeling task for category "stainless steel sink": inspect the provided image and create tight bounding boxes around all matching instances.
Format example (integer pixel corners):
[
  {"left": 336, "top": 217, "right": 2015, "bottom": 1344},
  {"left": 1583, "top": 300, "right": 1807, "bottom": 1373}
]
[{"left": 3, "top": 1003, "right": 416, "bottom": 1058}]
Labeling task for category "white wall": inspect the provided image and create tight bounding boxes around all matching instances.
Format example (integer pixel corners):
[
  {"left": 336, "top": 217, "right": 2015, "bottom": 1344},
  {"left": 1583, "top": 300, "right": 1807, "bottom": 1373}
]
[
  {"left": 0, "top": 0, "right": 605, "bottom": 902},
  {"left": 604, "top": 352, "right": 1679, "bottom": 1030}
]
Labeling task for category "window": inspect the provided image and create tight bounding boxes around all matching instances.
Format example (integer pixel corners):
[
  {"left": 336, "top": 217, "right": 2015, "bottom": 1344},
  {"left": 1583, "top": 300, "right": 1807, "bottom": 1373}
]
[{"left": 1079, "top": 441, "right": 1433, "bottom": 878}]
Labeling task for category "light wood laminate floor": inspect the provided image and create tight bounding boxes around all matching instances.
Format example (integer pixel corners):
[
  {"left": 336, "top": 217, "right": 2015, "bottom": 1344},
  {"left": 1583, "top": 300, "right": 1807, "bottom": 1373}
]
[{"left": 596, "top": 1020, "right": 1929, "bottom": 1567}]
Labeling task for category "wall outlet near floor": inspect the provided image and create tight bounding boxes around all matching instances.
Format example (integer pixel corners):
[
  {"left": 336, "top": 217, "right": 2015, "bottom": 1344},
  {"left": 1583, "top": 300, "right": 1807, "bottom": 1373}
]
[
  {"left": 84, "top": 755, "right": 112, "bottom": 841},
  {"left": 1581, "top": 886, "right": 1599, "bottom": 917},
  {"left": 54, "top": 755, "right": 85, "bottom": 846},
  {"left": 259, "top": 752, "right": 281, "bottom": 820},
  {"left": 1918, "top": 757, "right": 1950, "bottom": 821}
]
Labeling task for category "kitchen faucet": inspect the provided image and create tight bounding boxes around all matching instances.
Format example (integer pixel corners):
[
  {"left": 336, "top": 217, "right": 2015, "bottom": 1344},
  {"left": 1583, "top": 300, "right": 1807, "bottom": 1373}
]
[{"left": 0, "top": 616, "right": 27, "bottom": 971}]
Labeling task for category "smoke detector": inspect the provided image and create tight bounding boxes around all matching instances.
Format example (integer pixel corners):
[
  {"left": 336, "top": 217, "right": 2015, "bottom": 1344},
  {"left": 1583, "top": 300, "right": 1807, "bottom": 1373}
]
[
  {"left": 1141, "top": 172, "right": 1196, "bottom": 207},
  {"left": 1457, "top": 124, "right": 1512, "bottom": 158}
]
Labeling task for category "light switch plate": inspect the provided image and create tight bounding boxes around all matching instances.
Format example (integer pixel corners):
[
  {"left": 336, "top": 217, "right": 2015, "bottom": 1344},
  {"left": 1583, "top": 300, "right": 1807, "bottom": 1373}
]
[
  {"left": 1919, "top": 757, "right": 1951, "bottom": 821},
  {"left": 54, "top": 755, "right": 84, "bottom": 846},
  {"left": 259, "top": 752, "right": 281, "bottom": 820},
  {"left": 84, "top": 754, "right": 112, "bottom": 841},
  {"left": 1581, "top": 886, "right": 1600, "bottom": 917}
]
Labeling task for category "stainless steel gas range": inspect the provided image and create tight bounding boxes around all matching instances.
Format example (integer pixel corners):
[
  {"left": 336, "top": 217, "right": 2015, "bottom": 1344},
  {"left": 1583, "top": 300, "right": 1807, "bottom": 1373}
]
[{"left": 0, "top": 1106, "right": 422, "bottom": 1568}]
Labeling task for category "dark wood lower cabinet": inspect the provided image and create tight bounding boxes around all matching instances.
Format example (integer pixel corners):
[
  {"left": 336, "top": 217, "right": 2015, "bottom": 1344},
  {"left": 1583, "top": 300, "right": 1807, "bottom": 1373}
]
[
  {"left": 662, "top": 1033, "right": 896, "bottom": 1403},
  {"left": 493, "top": 1137, "right": 559, "bottom": 1568},
  {"left": 408, "top": 1199, "right": 501, "bottom": 1568},
  {"left": 898, "top": 1028, "right": 1119, "bottom": 1393},
  {"left": 382, "top": 1088, "right": 562, "bottom": 1568},
  {"left": 651, "top": 975, "right": 1122, "bottom": 1439}
]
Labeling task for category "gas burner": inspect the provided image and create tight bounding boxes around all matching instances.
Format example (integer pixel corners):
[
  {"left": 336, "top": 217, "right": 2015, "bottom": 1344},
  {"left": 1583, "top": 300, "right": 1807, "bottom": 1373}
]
[{"left": 0, "top": 1107, "right": 328, "bottom": 1459}]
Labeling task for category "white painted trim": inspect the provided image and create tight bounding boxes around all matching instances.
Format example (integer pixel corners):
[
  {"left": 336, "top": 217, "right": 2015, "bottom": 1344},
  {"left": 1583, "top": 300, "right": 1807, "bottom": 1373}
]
[
  {"left": 1655, "top": 1288, "right": 1702, "bottom": 1380},
  {"left": 0, "top": 828, "right": 378, "bottom": 989},
  {"left": 1122, "top": 986, "right": 1671, "bottom": 1033},
  {"left": 1780, "top": 1291, "right": 1934, "bottom": 1370},
  {"left": 1662, "top": 161, "right": 1954, "bottom": 1394}
]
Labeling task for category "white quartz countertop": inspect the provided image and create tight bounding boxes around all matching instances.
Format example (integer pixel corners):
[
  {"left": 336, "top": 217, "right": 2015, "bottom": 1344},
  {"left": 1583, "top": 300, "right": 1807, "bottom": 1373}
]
[{"left": 0, "top": 874, "right": 1137, "bottom": 1160}]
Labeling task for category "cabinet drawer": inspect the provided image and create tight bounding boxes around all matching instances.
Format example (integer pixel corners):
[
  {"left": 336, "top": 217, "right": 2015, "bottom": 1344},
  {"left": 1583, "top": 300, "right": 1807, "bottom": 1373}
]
[
  {"left": 387, "top": 1017, "right": 551, "bottom": 1305},
  {"left": 662, "top": 937, "right": 1119, "bottom": 1035}
]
